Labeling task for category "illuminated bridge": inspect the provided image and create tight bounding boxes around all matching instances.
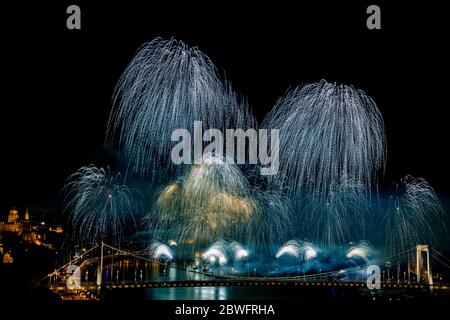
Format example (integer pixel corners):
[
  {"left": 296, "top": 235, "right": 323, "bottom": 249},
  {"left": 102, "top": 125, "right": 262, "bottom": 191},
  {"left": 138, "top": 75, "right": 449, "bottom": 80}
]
[{"left": 43, "top": 242, "right": 450, "bottom": 300}]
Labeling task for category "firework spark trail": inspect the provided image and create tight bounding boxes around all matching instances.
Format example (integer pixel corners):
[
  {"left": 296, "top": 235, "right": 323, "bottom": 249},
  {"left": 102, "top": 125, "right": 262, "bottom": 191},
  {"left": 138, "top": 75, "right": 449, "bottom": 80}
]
[
  {"left": 262, "top": 80, "right": 386, "bottom": 197},
  {"left": 301, "top": 180, "right": 369, "bottom": 246},
  {"left": 275, "top": 239, "right": 317, "bottom": 262},
  {"left": 252, "top": 190, "right": 295, "bottom": 251},
  {"left": 202, "top": 240, "right": 229, "bottom": 265},
  {"left": 385, "top": 175, "right": 446, "bottom": 256},
  {"left": 229, "top": 240, "right": 249, "bottom": 262},
  {"left": 346, "top": 241, "right": 375, "bottom": 264},
  {"left": 148, "top": 241, "right": 173, "bottom": 260},
  {"left": 146, "top": 153, "right": 293, "bottom": 253},
  {"left": 63, "top": 165, "right": 138, "bottom": 246},
  {"left": 106, "top": 38, "right": 255, "bottom": 180},
  {"left": 276, "top": 240, "right": 301, "bottom": 259},
  {"left": 201, "top": 240, "right": 250, "bottom": 265}
]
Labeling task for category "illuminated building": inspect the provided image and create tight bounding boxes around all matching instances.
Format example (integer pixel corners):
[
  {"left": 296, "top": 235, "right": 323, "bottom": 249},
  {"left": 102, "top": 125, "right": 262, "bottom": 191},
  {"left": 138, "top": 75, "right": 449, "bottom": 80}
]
[
  {"left": 24, "top": 208, "right": 29, "bottom": 221},
  {"left": 0, "top": 207, "right": 32, "bottom": 233},
  {"left": 7, "top": 208, "right": 19, "bottom": 223},
  {"left": 0, "top": 207, "right": 62, "bottom": 247},
  {"left": 2, "top": 252, "right": 13, "bottom": 264}
]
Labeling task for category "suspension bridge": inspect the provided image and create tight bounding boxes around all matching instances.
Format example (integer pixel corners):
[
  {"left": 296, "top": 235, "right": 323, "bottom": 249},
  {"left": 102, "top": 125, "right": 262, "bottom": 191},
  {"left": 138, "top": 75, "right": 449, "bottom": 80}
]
[{"left": 43, "top": 243, "right": 450, "bottom": 300}]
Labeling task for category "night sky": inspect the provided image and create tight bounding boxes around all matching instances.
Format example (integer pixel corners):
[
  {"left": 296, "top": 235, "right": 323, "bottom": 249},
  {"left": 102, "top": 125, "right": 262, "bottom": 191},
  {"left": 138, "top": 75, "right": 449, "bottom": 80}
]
[{"left": 2, "top": 2, "right": 449, "bottom": 215}]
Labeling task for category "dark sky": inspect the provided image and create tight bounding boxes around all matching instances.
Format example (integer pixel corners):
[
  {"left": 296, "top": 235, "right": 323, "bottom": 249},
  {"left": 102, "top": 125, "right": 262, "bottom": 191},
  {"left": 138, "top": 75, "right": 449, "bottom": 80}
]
[{"left": 1, "top": 2, "right": 449, "bottom": 213}]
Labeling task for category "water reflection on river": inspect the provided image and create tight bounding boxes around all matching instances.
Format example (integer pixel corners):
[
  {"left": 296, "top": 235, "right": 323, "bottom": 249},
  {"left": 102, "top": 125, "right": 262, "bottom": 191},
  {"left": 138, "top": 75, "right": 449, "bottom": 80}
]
[
  {"left": 145, "top": 286, "right": 229, "bottom": 300},
  {"left": 107, "top": 285, "right": 359, "bottom": 301}
]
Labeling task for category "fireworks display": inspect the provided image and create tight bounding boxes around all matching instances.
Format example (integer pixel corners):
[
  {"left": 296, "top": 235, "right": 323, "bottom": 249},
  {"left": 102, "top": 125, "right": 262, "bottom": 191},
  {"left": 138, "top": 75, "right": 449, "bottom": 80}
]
[
  {"left": 276, "top": 239, "right": 317, "bottom": 262},
  {"left": 146, "top": 153, "right": 293, "bottom": 253},
  {"left": 300, "top": 180, "right": 369, "bottom": 246},
  {"left": 230, "top": 240, "right": 249, "bottom": 262},
  {"left": 147, "top": 153, "right": 259, "bottom": 246},
  {"left": 202, "top": 240, "right": 228, "bottom": 266},
  {"left": 4, "top": 3, "right": 449, "bottom": 304},
  {"left": 63, "top": 165, "right": 139, "bottom": 245},
  {"left": 385, "top": 175, "right": 446, "bottom": 256},
  {"left": 149, "top": 241, "right": 173, "bottom": 260},
  {"left": 346, "top": 241, "right": 375, "bottom": 264},
  {"left": 260, "top": 80, "right": 386, "bottom": 246},
  {"left": 201, "top": 240, "right": 250, "bottom": 265},
  {"left": 106, "top": 38, "right": 255, "bottom": 180},
  {"left": 62, "top": 37, "right": 447, "bottom": 274},
  {"left": 262, "top": 80, "right": 386, "bottom": 197}
]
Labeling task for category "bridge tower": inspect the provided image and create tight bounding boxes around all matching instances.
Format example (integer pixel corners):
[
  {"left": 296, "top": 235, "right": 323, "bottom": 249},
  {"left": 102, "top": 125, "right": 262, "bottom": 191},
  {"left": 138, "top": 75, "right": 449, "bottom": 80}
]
[
  {"left": 416, "top": 244, "right": 433, "bottom": 285},
  {"left": 96, "top": 242, "right": 104, "bottom": 286}
]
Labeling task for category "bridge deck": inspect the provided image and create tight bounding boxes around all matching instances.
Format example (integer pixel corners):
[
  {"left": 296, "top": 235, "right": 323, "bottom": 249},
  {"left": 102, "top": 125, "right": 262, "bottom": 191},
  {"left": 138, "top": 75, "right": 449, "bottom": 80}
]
[{"left": 49, "top": 280, "right": 450, "bottom": 291}]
